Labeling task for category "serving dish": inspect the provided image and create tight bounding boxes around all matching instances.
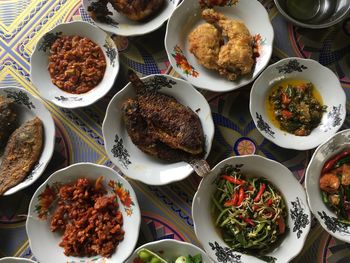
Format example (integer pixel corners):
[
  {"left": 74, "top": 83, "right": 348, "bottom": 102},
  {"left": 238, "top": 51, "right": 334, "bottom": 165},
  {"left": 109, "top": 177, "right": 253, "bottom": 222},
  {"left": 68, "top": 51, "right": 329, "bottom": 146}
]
[
  {"left": 165, "top": 0, "right": 273, "bottom": 92},
  {"left": 30, "top": 21, "right": 119, "bottom": 108},
  {"left": 0, "top": 258, "right": 36, "bottom": 263},
  {"left": 274, "top": 0, "right": 350, "bottom": 29},
  {"left": 306, "top": 129, "right": 350, "bottom": 243},
  {"left": 193, "top": 155, "right": 311, "bottom": 263},
  {"left": 250, "top": 57, "right": 346, "bottom": 150},
  {"left": 82, "top": 0, "right": 181, "bottom": 36},
  {"left": 126, "top": 239, "right": 212, "bottom": 262},
  {"left": 0, "top": 86, "right": 55, "bottom": 196},
  {"left": 26, "top": 162, "right": 141, "bottom": 263},
  {"left": 102, "top": 74, "right": 214, "bottom": 185}
]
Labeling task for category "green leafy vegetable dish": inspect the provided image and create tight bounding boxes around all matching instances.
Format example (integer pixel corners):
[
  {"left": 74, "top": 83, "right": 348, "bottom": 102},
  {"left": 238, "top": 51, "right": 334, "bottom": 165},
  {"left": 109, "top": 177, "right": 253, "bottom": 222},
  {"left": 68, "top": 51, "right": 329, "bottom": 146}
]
[
  {"left": 133, "top": 248, "right": 202, "bottom": 263},
  {"left": 211, "top": 165, "right": 288, "bottom": 254}
]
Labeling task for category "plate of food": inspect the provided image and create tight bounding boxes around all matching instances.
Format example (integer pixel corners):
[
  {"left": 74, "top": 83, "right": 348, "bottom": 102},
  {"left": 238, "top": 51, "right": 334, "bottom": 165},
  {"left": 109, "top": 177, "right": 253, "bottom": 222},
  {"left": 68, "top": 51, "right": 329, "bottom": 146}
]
[
  {"left": 306, "top": 129, "right": 350, "bottom": 243},
  {"left": 126, "top": 239, "right": 212, "bottom": 263},
  {"left": 83, "top": 0, "right": 181, "bottom": 36},
  {"left": 26, "top": 162, "right": 141, "bottom": 263},
  {"left": 0, "top": 86, "right": 55, "bottom": 196},
  {"left": 250, "top": 57, "right": 346, "bottom": 150},
  {"left": 31, "top": 21, "right": 119, "bottom": 108},
  {"left": 0, "top": 258, "right": 36, "bottom": 263},
  {"left": 193, "top": 155, "right": 311, "bottom": 263},
  {"left": 102, "top": 71, "right": 214, "bottom": 185},
  {"left": 165, "top": 0, "right": 273, "bottom": 92}
]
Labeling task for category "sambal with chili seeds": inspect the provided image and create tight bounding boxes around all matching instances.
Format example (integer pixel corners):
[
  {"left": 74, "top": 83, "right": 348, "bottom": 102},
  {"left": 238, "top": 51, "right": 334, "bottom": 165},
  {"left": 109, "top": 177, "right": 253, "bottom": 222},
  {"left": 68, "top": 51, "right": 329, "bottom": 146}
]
[
  {"left": 266, "top": 79, "right": 326, "bottom": 136},
  {"left": 48, "top": 35, "right": 106, "bottom": 94}
]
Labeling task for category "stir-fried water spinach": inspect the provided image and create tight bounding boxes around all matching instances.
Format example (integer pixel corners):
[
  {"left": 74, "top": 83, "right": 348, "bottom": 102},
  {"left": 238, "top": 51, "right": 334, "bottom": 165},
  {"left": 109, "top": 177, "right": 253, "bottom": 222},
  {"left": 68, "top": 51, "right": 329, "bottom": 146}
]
[
  {"left": 212, "top": 165, "right": 288, "bottom": 254},
  {"left": 268, "top": 81, "right": 326, "bottom": 136}
]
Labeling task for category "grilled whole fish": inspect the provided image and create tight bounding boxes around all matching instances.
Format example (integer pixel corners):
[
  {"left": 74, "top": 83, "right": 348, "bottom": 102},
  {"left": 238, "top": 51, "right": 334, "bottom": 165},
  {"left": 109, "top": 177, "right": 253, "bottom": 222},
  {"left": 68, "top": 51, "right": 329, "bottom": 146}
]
[
  {"left": 122, "top": 98, "right": 201, "bottom": 162},
  {"left": 0, "top": 117, "right": 43, "bottom": 195},
  {"left": 0, "top": 96, "right": 17, "bottom": 147},
  {"left": 128, "top": 71, "right": 204, "bottom": 156}
]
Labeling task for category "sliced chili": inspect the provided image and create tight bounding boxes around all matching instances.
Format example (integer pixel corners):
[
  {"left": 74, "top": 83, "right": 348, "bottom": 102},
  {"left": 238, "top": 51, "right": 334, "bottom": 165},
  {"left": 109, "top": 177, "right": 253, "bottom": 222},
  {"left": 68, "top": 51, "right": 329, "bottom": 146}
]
[
  {"left": 254, "top": 183, "right": 266, "bottom": 202},
  {"left": 237, "top": 187, "right": 244, "bottom": 206},
  {"left": 322, "top": 150, "right": 350, "bottom": 174},
  {"left": 221, "top": 175, "right": 246, "bottom": 185}
]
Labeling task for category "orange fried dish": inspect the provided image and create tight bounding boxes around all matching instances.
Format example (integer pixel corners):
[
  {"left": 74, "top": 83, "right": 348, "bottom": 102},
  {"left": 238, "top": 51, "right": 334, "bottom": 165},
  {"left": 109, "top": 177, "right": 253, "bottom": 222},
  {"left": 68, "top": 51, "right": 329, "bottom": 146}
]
[{"left": 188, "top": 9, "right": 254, "bottom": 81}]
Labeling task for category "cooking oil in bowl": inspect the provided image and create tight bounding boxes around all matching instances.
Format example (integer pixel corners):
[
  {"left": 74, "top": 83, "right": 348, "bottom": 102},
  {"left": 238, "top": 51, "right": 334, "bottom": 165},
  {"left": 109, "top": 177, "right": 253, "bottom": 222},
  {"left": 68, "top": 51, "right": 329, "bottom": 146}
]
[{"left": 286, "top": 0, "right": 336, "bottom": 22}]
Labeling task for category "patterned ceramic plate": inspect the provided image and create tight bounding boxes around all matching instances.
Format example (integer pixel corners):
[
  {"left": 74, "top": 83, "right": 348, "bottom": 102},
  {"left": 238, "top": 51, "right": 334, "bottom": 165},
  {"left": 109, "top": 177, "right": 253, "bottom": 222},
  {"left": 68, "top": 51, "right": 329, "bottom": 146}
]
[
  {"left": 0, "top": 258, "right": 36, "bottom": 263},
  {"left": 102, "top": 74, "right": 214, "bottom": 185},
  {"left": 164, "top": 0, "right": 273, "bottom": 92},
  {"left": 82, "top": 0, "right": 181, "bottom": 36},
  {"left": 250, "top": 57, "right": 346, "bottom": 150},
  {"left": 26, "top": 162, "right": 141, "bottom": 263},
  {"left": 31, "top": 21, "right": 119, "bottom": 108},
  {"left": 193, "top": 155, "right": 311, "bottom": 263},
  {"left": 0, "top": 86, "right": 55, "bottom": 196},
  {"left": 125, "top": 239, "right": 212, "bottom": 262},
  {"left": 306, "top": 129, "right": 350, "bottom": 243}
]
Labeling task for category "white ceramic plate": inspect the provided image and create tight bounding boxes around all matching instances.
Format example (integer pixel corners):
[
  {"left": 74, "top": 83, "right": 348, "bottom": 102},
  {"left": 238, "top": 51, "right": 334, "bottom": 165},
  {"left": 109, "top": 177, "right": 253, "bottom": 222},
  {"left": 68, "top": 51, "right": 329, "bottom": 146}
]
[
  {"left": 26, "top": 163, "right": 141, "bottom": 263},
  {"left": 250, "top": 57, "right": 346, "bottom": 150},
  {"left": 306, "top": 129, "right": 350, "bottom": 243},
  {"left": 102, "top": 74, "right": 214, "bottom": 185},
  {"left": 126, "top": 239, "right": 213, "bottom": 262},
  {"left": 0, "top": 86, "right": 55, "bottom": 196},
  {"left": 0, "top": 258, "right": 36, "bottom": 263},
  {"left": 165, "top": 0, "right": 273, "bottom": 92},
  {"left": 31, "top": 21, "right": 119, "bottom": 108},
  {"left": 193, "top": 155, "right": 311, "bottom": 263},
  {"left": 82, "top": 0, "right": 181, "bottom": 36}
]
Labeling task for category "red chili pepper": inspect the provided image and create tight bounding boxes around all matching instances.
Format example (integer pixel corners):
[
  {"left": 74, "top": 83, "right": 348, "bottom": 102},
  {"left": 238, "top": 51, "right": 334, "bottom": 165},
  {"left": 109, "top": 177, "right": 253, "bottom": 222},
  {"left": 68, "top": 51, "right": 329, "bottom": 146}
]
[
  {"left": 254, "top": 183, "right": 266, "bottom": 202},
  {"left": 252, "top": 205, "right": 259, "bottom": 211},
  {"left": 281, "top": 110, "right": 293, "bottom": 119},
  {"left": 237, "top": 187, "right": 245, "bottom": 206},
  {"left": 277, "top": 216, "right": 286, "bottom": 234},
  {"left": 244, "top": 218, "right": 255, "bottom": 226},
  {"left": 224, "top": 192, "right": 238, "bottom": 207},
  {"left": 281, "top": 92, "right": 291, "bottom": 105},
  {"left": 322, "top": 150, "right": 350, "bottom": 174},
  {"left": 266, "top": 198, "right": 273, "bottom": 206},
  {"left": 247, "top": 185, "right": 254, "bottom": 191},
  {"left": 221, "top": 175, "right": 246, "bottom": 185}
]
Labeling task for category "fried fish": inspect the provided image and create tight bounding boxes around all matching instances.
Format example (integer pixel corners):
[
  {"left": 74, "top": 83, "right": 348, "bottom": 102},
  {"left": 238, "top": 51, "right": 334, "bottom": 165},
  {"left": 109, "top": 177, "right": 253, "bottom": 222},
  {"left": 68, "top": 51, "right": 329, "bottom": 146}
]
[
  {"left": 0, "top": 117, "right": 43, "bottom": 195},
  {"left": 0, "top": 95, "right": 17, "bottom": 148}
]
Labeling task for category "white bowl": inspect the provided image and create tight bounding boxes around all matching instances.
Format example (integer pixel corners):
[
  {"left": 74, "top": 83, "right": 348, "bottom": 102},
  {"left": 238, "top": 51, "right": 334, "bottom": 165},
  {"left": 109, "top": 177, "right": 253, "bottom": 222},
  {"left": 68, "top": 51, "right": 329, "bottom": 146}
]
[
  {"left": 102, "top": 74, "right": 214, "bottom": 185},
  {"left": 165, "top": 0, "right": 273, "bottom": 92},
  {"left": 82, "top": 0, "right": 181, "bottom": 36},
  {"left": 0, "top": 86, "right": 55, "bottom": 196},
  {"left": 0, "top": 258, "right": 36, "bottom": 263},
  {"left": 193, "top": 155, "right": 311, "bottom": 263},
  {"left": 306, "top": 129, "right": 350, "bottom": 243},
  {"left": 250, "top": 57, "right": 346, "bottom": 150},
  {"left": 31, "top": 21, "right": 119, "bottom": 108},
  {"left": 26, "top": 163, "right": 141, "bottom": 263},
  {"left": 126, "top": 239, "right": 213, "bottom": 263}
]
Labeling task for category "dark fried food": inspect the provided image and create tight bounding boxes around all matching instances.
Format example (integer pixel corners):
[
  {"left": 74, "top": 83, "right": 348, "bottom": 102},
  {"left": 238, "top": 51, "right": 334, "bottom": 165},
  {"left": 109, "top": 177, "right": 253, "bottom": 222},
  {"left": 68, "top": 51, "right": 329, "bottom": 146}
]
[
  {"left": 88, "top": 0, "right": 164, "bottom": 22},
  {"left": 0, "top": 96, "right": 17, "bottom": 147},
  {"left": 199, "top": 0, "right": 238, "bottom": 8},
  {"left": 188, "top": 9, "right": 254, "bottom": 81},
  {"left": 128, "top": 71, "right": 204, "bottom": 156},
  {"left": 0, "top": 117, "right": 43, "bottom": 195}
]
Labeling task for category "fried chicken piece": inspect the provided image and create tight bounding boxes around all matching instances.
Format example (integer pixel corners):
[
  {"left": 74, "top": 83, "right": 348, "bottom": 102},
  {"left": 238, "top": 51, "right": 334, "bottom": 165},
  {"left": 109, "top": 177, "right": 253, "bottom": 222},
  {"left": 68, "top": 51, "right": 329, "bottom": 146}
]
[
  {"left": 0, "top": 96, "right": 17, "bottom": 148},
  {"left": 202, "top": 9, "right": 254, "bottom": 80},
  {"left": 0, "top": 117, "right": 43, "bottom": 195},
  {"left": 128, "top": 71, "right": 204, "bottom": 155},
  {"left": 188, "top": 23, "right": 222, "bottom": 70}
]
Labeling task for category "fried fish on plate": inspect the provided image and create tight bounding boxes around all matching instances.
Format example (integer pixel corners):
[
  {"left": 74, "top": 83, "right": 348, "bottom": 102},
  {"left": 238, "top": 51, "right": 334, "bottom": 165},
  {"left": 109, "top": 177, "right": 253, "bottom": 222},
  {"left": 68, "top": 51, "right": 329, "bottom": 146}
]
[
  {"left": 0, "top": 95, "right": 17, "bottom": 147},
  {"left": 0, "top": 117, "right": 43, "bottom": 195}
]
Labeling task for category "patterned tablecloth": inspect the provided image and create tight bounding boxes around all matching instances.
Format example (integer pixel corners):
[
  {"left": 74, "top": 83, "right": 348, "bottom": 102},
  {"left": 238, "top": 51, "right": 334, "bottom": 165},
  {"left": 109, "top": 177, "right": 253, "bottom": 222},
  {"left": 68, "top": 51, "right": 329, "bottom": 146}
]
[{"left": 0, "top": 0, "right": 350, "bottom": 262}]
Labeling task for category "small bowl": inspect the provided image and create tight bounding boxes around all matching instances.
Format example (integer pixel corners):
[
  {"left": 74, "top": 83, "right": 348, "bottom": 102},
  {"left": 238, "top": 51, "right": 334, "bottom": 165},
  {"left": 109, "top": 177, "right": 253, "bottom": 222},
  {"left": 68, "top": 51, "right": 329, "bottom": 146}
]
[
  {"left": 0, "top": 86, "right": 55, "bottom": 196},
  {"left": 0, "top": 258, "right": 36, "bottom": 263},
  {"left": 26, "top": 163, "right": 141, "bottom": 263},
  {"left": 82, "top": 0, "right": 181, "bottom": 36},
  {"left": 193, "top": 155, "right": 311, "bottom": 263},
  {"left": 165, "top": 0, "right": 273, "bottom": 92},
  {"left": 306, "top": 129, "right": 350, "bottom": 243},
  {"left": 274, "top": 0, "right": 350, "bottom": 29},
  {"left": 31, "top": 21, "right": 119, "bottom": 108},
  {"left": 102, "top": 74, "right": 214, "bottom": 185},
  {"left": 250, "top": 57, "right": 346, "bottom": 150},
  {"left": 126, "top": 239, "right": 213, "bottom": 262}
]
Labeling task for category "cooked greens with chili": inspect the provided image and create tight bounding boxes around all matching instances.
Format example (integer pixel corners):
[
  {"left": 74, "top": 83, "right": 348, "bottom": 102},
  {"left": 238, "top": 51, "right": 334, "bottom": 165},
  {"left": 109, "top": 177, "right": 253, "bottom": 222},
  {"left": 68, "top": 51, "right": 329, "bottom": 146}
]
[
  {"left": 211, "top": 165, "right": 288, "bottom": 253},
  {"left": 268, "top": 81, "right": 326, "bottom": 136},
  {"left": 319, "top": 149, "right": 350, "bottom": 223}
]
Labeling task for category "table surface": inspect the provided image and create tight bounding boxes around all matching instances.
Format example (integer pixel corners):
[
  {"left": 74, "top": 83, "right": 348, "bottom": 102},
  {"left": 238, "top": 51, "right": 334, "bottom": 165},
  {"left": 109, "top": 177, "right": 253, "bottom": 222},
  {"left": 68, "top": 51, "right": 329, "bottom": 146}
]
[{"left": 0, "top": 0, "right": 350, "bottom": 262}]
